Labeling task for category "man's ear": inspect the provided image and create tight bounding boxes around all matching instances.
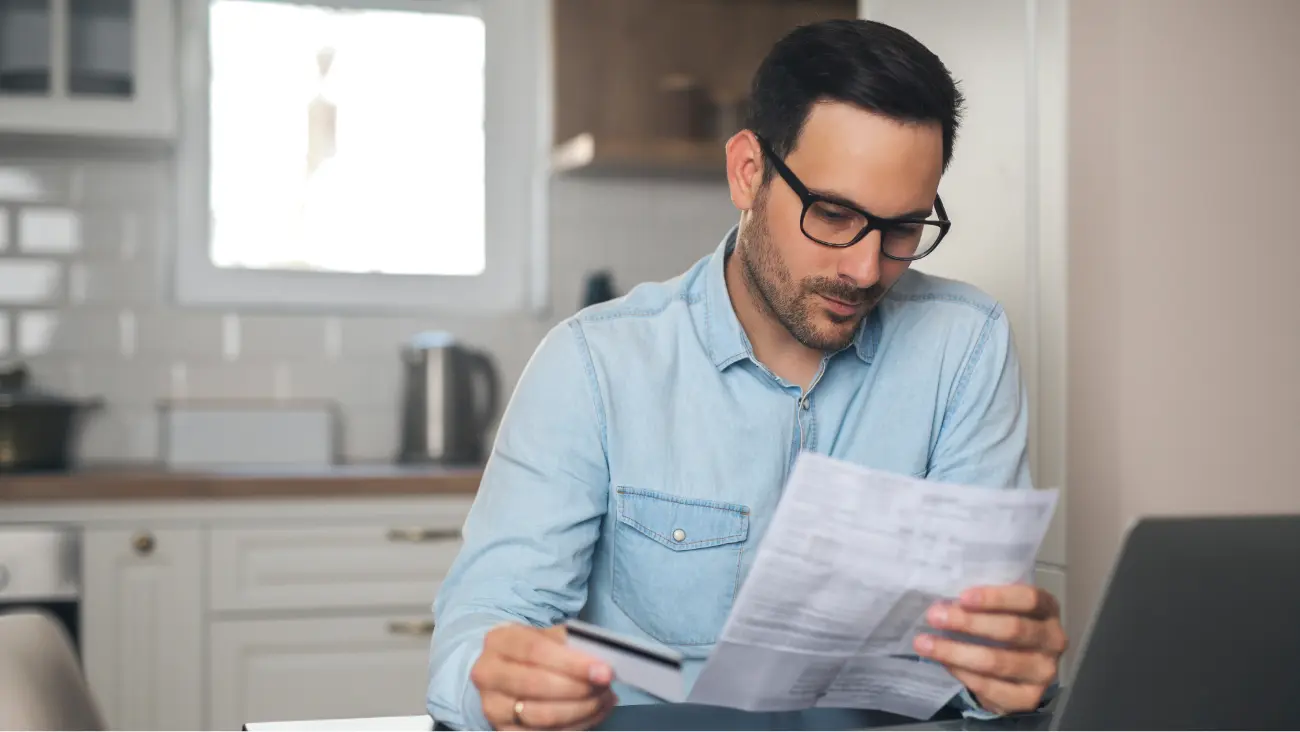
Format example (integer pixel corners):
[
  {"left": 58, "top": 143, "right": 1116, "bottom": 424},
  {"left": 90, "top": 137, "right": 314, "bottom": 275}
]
[{"left": 725, "top": 130, "right": 766, "bottom": 212}]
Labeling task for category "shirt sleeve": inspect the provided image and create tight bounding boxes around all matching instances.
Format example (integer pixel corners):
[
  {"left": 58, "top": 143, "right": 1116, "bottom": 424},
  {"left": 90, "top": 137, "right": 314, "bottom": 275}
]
[
  {"left": 926, "top": 305, "right": 1032, "bottom": 490},
  {"left": 925, "top": 306, "right": 1042, "bottom": 719},
  {"left": 426, "top": 320, "right": 610, "bottom": 730}
]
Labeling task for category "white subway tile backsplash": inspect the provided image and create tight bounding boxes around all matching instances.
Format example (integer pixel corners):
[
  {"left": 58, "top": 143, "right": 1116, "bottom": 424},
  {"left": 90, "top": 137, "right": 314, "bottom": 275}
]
[
  {"left": 1, "top": 153, "right": 727, "bottom": 465},
  {"left": 21, "top": 356, "right": 77, "bottom": 393},
  {"left": 238, "top": 315, "right": 329, "bottom": 358},
  {"left": 36, "top": 357, "right": 171, "bottom": 405},
  {"left": 18, "top": 310, "right": 59, "bottom": 355},
  {"left": 73, "top": 208, "right": 147, "bottom": 261},
  {"left": 0, "top": 165, "right": 74, "bottom": 203},
  {"left": 340, "top": 408, "right": 402, "bottom": 462},
  {"left": 324, "top": 317, "right": 343, "bottom": 360},
  {"left": 18, "top": 207, "right": 81, "bottom": 254},
  {"left": 182, "top": 360, "right": 278, "bottom": 401},
  {"left": 118, "top": 310, "right": 136, "bottom": 357},
  {"left": 67, "top": 262, "right": 87, "bottom": 303},
  {"left": 134, "top": 311, "right": 226, "bottom": 357},
  {"left": 0, "top": 260, "right": 61, "bottom": 304},
  {"left": 222, "top": 313, "right": 240, "bottom": 361},
  {"left": 19, "top": 310, "right": 118, "bottom": 355},
  {"left": 76, "top": 407, "right": 160, "bottom": 462},
  {"left": 72, "top": 259, "right": 161, "bottom": 303},
  {"left": 279, "top": 358, "right": 404, "bottom": 409},
  {"left": 76, "top": 160, "right": 165, "bottom": 205},
  {"left": 336, "top": 316, "right": 443, "bottom": 355},
  {"left": 169, "top": 361, "right": 188, "bottom": 400}
]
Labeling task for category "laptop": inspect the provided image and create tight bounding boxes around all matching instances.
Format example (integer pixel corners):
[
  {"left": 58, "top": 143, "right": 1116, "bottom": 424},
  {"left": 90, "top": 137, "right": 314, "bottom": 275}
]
[{"left": 1049, "top": 514, "right": 1300, "bottom": 730}]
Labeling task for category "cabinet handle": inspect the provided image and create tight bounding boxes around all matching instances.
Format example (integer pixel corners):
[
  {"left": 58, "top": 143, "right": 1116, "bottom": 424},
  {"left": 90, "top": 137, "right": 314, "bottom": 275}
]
[
  {"left": 132, "top": 531, "right": 155, "bottom": 556},
  {"left": 386, "top": 527, "right": 459, "bottom": 543},
  {"left": 387, "top": 619, "right": 436, "bottom": 636}
]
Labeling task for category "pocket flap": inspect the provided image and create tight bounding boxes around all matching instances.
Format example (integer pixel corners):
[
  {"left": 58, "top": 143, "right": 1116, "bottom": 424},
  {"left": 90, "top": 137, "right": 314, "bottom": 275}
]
[{"left": 616, "top": 487, "right": 749, "bottom": 551}]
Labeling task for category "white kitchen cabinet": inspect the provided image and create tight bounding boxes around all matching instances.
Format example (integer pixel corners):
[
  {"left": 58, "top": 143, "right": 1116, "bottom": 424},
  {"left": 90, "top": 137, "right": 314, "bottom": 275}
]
[
  {"left": 81, "top": 527, "right": 205, "bottom": 731},
  {"left": 208, "top": 615, "right": 436, "bottom": 731},
  {"left": 0, "top": 0, "right": 176, "bottom": 139},
  {"left": 208, "top": 523, "right": 462, "bottom": 613}
]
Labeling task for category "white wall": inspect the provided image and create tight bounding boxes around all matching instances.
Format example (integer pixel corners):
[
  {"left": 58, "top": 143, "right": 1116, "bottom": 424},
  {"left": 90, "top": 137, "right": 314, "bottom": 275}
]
[
  {"left": 859, "top": 0, "right": 1070, "bottom": 624},
  {"left": 1066, "top": 0, "right": 1300, "bottom": 654}
]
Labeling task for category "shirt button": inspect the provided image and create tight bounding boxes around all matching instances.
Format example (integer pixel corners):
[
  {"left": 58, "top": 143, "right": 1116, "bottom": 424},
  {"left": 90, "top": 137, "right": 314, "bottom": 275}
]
[
  {"left": 672, "top": 529, "right": 686, "bottom": 542},
  {"left": 800, "top": 398, "right": 810, "bottom": 410}
]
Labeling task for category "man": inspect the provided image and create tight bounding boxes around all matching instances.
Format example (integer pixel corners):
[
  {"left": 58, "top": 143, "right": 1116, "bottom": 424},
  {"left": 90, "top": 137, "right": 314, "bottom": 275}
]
[{"left": 428, "top": 18, "right": 1067, "bottom": 731}]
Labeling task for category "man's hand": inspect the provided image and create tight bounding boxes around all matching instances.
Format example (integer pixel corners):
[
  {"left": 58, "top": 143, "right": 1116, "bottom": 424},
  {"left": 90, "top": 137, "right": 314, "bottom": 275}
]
[
  {"left": 471, "top": 623, "right": 617, "bottom": 730},
  {"left": 913, "top": 584, "right": 1068, "bottom": 716}
]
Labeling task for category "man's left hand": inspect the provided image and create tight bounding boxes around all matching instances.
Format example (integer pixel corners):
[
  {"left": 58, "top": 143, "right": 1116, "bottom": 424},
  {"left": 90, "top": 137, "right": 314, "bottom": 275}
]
[{"left": 913, "top": 584, "right": 1068, "bottom": 715}]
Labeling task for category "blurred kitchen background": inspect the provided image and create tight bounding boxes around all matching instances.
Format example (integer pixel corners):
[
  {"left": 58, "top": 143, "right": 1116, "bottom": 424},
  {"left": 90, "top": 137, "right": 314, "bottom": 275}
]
[{"left": 0, "top": 0, "right": 1296, "bottom": 729}]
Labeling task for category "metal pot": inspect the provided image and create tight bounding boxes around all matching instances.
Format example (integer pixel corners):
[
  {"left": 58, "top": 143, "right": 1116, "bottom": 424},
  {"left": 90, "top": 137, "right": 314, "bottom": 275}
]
[{"left": 0, "top": 365, "right": 102, "bottom": 473}]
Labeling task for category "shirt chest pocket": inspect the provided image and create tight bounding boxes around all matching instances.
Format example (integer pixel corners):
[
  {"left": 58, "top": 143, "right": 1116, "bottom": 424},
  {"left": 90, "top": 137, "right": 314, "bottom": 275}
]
[{"left": 611, "top": 487, "right": 749, "bottom": 646}]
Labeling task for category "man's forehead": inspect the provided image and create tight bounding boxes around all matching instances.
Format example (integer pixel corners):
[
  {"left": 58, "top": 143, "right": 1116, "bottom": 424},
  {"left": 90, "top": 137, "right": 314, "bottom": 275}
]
[{"left": 788, "top": 102, "right": 943, "bottom": 215}]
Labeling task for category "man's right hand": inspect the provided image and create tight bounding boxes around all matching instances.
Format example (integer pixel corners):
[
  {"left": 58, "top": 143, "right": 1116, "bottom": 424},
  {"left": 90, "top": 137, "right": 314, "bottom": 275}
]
[{"left": 470, "top": 623, "right": 617, "bottom": 730}]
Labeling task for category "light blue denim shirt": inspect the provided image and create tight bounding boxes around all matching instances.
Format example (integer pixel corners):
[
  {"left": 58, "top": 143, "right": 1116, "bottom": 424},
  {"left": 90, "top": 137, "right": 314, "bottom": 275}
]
[{"left": 427, "top": 228, "right": 1032, "bottom": 729}]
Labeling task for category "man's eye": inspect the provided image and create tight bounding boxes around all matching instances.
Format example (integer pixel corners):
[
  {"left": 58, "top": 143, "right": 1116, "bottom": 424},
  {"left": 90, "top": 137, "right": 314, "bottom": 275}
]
[{"left": 812, "top": 204, "right": 854, "bottom": 222}]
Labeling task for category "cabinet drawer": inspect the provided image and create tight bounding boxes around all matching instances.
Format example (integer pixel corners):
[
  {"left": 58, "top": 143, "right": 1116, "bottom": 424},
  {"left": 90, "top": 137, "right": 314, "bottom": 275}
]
[
  {"left": 209, "top": 614, "right": 435, "bottom": 730},
  {"left": 209, "top": 523, "right": 463, "bottom": 612}
]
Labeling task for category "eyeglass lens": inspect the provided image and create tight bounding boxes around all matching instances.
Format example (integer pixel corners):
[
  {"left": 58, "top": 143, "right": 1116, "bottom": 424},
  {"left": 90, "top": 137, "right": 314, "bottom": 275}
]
[{"left": 801, "top": 200, "right": 944, "bottom": 259}]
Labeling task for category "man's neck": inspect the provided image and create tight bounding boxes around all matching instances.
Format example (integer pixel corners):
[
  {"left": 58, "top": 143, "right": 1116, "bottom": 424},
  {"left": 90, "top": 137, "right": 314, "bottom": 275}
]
[{"left": 724, "top": 250, "right": 824, "bottom": 390}]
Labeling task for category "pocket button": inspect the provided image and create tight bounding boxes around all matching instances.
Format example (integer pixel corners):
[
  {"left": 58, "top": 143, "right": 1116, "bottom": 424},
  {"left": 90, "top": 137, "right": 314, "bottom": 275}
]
[{"left": 672, "top": 528, "right": 686, "bottom": 542}]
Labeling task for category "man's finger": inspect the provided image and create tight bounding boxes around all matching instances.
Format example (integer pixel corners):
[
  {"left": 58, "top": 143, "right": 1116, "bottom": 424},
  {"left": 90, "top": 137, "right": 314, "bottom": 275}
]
[
  {"left": 492, "top": 625, "right": 614, "bottom": 684},
  {"left": 927, "top": 604, "right": 1067, "bottom": 653},
  {"left": 511, "top": 695, "right": 611, "bottom": 730},
  {"left": 472, "top": 656, "right": 597, "bottom": 701},
  {"left": 945, "top": 668, "right": 1047, "bottom": 716},
  {"left": 481, "top": 690, "right": 523, "bottom": 730},
  {"left": 913, "top": 633, "right": 1057, "bottom": 684},
  {"left": 566, "top": 689, "right": 619, "bottom": 731},
  {"left": 958, "top": 584, "right": 1059, "bottom": 620}
]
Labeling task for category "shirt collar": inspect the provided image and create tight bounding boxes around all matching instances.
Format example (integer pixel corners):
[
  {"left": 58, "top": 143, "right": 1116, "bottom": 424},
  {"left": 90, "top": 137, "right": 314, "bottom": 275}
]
[{"left": 703, "top": 226, "right": 880, "bottom": 370}]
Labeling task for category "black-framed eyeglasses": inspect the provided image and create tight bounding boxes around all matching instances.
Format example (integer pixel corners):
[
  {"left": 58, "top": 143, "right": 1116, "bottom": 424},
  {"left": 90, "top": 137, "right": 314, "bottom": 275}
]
[{"left": 754, "top": 134, "right": 951, "bottom": 261}]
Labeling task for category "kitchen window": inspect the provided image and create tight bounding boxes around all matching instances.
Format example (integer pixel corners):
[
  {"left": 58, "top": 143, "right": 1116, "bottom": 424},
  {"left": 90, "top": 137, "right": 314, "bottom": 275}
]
[{"left": 175, "top": 0, "right": 551, "bottom": 313}]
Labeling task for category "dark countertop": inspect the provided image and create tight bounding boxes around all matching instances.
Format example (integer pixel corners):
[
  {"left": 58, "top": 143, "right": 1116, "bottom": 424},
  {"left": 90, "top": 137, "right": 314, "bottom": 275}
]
[
  {"left": 0, "top": 463, "right": 483, "bottom": 502},
  {"left": 433, "top": 704, "right": 1049, "bottom": 731}
]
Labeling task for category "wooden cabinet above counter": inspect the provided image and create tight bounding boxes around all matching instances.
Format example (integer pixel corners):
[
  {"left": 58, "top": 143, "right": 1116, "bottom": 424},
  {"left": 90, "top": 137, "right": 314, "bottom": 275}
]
[{"left": 552, "top": 0, "right": 858, "bottom": 178}]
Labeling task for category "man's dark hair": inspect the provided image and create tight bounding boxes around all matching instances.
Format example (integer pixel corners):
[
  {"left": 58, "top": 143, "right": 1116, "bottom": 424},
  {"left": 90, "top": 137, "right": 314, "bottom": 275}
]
[{"left": 745, "top": 19, "right": 965, "bottom": 176}]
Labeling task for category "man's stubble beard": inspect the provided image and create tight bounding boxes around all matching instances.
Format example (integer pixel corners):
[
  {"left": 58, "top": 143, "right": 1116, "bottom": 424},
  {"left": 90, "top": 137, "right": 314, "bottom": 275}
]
[{"left": 737, "top": 190, "right": 885, "bottom": 353}]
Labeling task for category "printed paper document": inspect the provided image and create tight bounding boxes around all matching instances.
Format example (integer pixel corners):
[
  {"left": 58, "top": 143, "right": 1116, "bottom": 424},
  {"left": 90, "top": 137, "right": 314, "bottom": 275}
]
[{"left": 685, "top": 452, "right": 1059, "bottom": 718}]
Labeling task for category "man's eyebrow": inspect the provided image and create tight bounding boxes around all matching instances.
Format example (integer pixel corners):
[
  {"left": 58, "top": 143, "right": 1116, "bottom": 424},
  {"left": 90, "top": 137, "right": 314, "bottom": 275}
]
[{"left": 806, "top": 186, "right": 933, "bottom": 220}]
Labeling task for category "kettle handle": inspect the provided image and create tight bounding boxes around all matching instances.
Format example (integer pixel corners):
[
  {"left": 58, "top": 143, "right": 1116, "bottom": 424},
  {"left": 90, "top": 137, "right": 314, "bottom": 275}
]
[{"left": 467, "top": 349, "right": 500, "bottom": 446}]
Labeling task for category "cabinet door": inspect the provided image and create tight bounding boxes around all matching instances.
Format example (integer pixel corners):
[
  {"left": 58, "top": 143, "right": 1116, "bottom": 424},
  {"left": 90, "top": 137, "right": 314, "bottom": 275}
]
[
  {"left": 0, "top": 0, "right": 176, "bottom": 138},
  {"left": 209, "top": 523, "right": 462, "bottom": 613},
  {"left": 81, "top": 527, "right": 204, "bottom": 731},
  {"left": 208, "top": 615, "right": 436, "bottom": 731}
]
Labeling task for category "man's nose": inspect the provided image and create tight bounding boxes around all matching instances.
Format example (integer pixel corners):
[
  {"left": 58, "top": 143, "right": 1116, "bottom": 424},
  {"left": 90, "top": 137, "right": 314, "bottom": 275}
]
[{"left": 837, "top": 229, "right": 883, "bottom": 288}]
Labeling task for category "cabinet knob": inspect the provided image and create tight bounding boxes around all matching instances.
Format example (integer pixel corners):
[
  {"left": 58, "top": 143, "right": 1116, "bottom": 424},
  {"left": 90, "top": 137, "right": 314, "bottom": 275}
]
[
  {"left": 132, "top": 531, "right": 155, "bottom": 556},
  {"left": 387, "top": 619, "right": 436, "bottom": 637}
]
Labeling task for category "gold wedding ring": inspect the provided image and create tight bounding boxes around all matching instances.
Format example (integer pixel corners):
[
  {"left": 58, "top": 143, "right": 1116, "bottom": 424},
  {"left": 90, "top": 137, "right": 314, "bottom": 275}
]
[{"left": 512, "top": 699, "right": 526, "bottom": 727}]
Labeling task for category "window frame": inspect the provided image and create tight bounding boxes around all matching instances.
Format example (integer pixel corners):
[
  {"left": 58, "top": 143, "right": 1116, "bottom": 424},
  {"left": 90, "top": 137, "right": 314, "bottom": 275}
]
[{"left": 173, "top": 0, "right": 552, "bottom": 314}]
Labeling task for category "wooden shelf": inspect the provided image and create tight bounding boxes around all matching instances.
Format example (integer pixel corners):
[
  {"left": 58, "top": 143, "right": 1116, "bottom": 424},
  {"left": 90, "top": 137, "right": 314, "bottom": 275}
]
[
  {"left": 552, "top": 0, "right": 856, "bottom": 178},
  {"left": 551, "top": 133, "right": 727, "bottom": 178}
]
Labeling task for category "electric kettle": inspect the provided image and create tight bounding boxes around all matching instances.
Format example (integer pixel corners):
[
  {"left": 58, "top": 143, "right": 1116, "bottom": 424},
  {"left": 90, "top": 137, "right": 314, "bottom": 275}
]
[{"left": 397, "top": 331, "right": 500, "bottom": 465}]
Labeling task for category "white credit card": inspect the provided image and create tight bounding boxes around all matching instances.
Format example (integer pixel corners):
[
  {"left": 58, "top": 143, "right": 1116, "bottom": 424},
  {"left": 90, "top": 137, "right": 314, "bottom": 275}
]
[{"left": 564, "top": 619, "right": 685, "bottom": 703}]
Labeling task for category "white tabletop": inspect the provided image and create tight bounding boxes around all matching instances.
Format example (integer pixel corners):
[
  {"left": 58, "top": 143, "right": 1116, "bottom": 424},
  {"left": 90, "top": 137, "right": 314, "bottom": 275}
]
[{"left": 243, "top": 714, "right": 433, "bottom": 731}]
